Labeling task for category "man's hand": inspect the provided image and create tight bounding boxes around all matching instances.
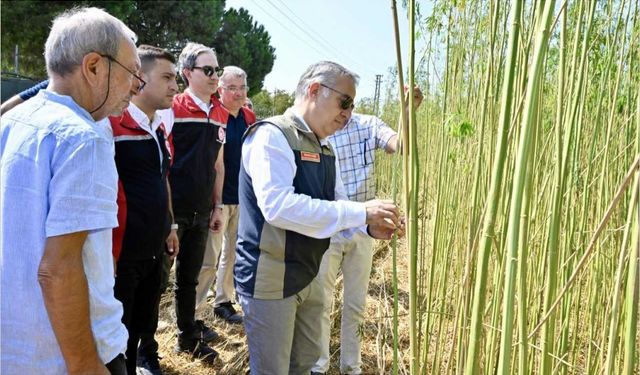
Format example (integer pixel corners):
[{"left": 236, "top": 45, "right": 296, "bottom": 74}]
[
  {"left": 209, "top": 208, "right": 223, "bottom": 232},
  {"left": 368, "top": 217, "right": 406, "bottom": 240},
  {"left": 69, "top": 362, "right": 110, "bottom": 375},
  {"left": 165, "top": 230, "right": 180, "bottom": 259},
  {"left": 364, "top": 199, "right": 401, "bottom": 230}
]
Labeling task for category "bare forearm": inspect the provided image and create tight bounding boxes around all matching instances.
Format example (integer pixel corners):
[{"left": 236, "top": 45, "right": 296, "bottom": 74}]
[
  {"left": 38, "top": 233, "right": 106, "bottom": 374},
  {"left": 0, "top": 95, "right": 25, "bottom": 115},
  {"left": 166, "top": 179, "right": 175, "bottom": 223}
]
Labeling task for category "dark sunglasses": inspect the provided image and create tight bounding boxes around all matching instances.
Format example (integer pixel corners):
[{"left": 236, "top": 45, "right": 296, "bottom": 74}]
[
  {"left": 320, "top": 83, "right": 354, "bottom": 110},
  {"left": 99, "top": 54, "right": 146, "bottom": 92},
  {"left": 193, "top": 65, "right": 224, "bottom": 78}
]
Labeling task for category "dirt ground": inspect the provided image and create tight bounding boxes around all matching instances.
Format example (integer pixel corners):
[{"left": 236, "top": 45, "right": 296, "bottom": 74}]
[{"left": 154, "top": 239, "right": 410, "bottom": 374}]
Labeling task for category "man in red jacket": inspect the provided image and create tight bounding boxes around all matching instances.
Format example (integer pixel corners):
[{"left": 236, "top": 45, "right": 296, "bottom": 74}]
[
  {"left": 195, "top": 66, "right": 256, "bottom": 324},
  {"left": 156, "top": 42, "right": 229, "bottom": 363},
  {"left": 109, "top": 44, "right": 180, "bottom": 375}
]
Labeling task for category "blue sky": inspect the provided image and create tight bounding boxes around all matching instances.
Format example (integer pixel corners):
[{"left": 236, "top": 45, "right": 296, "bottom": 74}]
[{"left": 225, "top": 0, "right": 420, "bottom": 101}]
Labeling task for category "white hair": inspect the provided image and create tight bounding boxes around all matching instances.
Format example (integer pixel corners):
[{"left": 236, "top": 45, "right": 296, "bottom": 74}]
[
  {"left": 294, "top": 61, "right": 359, "bottom": 100},
  {"left": 220, "top": 65, "right": 247, "bottom": 86},
  {"left": 178, "top": 42, "right": 216, "bottom": 86},
  {"left": 45, "top": 7, "right": 137, "bottom": 76}
]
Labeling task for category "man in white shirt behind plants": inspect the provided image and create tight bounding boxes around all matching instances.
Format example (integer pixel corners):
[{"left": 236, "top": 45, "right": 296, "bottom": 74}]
[
  {"left": 234, "top": 60, "right": 405, "bottom": 374},
  {"left": 312, "top": 87, "right": 423, "bottom": 375}
]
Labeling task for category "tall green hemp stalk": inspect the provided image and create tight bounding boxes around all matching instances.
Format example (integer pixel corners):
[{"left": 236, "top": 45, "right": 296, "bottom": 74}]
[{"left": 464, "top": 0, "right": 523, "bottom": 373}]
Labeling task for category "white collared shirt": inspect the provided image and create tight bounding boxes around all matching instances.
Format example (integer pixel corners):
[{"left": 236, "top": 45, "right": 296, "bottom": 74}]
[
  {"left": 242, "top": 108, "right": 367, "bottom": 240},
  {"left": 185, "top": 88, "right": 214, "bottom": 113},
  {"left": 157, "top": 89, "right": 216, "bottom": 136},
  {"left": 126, "top": 102, "right": 166, "bottom": 169}
]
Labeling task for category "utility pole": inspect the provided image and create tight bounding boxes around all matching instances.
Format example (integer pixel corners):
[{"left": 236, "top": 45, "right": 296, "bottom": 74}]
[
  {"left": 373, "top": 74, "right": 382, "bottom": 116},
  {"left": 272, "top": 87, "right": 277, "bottom": 116},
  {"left": 14, "top": 45, "right": 19, "bottom": 74}
]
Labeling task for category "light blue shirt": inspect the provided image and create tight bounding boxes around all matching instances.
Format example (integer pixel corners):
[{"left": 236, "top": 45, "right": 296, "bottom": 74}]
[{"left": 0, "top": 90, "right": 128, "bottom": 374}]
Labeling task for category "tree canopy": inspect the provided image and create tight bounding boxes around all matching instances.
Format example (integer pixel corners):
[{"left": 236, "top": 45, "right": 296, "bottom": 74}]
[
  {"left": 250, "top": 88, "right": 294, "bottom": 119},
  {"left": 213, "top": 8, "right": 275, "bottom": 96},
  {"left": 0, "top": 1, "right": 275, "bottom": 93}
]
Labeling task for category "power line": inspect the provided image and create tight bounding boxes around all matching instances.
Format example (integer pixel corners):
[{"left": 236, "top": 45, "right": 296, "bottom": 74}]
[
  {"left": 264, "top": 0, "right": 377, "bottom": 75},
  {"left": 247, "top": 0, "right": 381, "bottom": 98},
  {"left": 267, "top": 0, "right": 375, "bottom": 74},
  {"left": 250, "top": 1, "right": 329, "bottom": 59},
  {"left": 272, "top": 0, "right": 344, "bottom": 55}
]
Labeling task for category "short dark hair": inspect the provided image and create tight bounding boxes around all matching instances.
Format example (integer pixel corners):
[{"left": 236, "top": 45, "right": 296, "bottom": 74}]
[{"left": 138, "top": 44, "right": 176, "bottom": 72}]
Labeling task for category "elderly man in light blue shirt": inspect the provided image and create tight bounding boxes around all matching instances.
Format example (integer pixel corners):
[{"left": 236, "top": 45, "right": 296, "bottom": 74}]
[{"left": 0, "top": 7, "right": 143, "bottom": 375}]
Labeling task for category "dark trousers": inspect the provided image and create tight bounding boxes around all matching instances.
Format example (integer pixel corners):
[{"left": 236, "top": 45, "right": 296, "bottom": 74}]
[
  {"left": 114, "top": 258, "right": 163, "bottom": 374},
  {"left": 138, "top": 251, "right": 172, "bottom": 358},
  {"left": 106, "top": 353, "right": 127, "bottom": 375},
  {"left": 174, "top": 210, "right": 210, "bottom": 346}
]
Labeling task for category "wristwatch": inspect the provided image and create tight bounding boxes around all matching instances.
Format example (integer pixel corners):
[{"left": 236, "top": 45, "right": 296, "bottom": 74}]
[{"left": 170, "top": 223, "right": 179, "bottom": 230}]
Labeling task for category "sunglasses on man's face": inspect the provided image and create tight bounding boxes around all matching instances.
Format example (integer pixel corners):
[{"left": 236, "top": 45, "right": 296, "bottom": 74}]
[
  {"left": 193, "top": 65, "right": 224, "bottom": 78},
  {"left": 320, "top": 83, "right": 354, "bottom": 110}
]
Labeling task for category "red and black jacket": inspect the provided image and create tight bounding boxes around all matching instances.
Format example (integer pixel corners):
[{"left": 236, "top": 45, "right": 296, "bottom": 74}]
[
  {"left": 169, "top": 93, "right": 229, "bottom": 215},
  {"left": 110, "top": 108, "right": 172, "bottom": 261}
]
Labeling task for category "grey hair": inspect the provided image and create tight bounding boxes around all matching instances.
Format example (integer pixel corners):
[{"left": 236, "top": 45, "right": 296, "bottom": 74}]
[
  {"left": 294, "top": 61, "right": 359, "bottom": 100},
  {"left": 178, "top": 42, "right": 216, "bottom": 86},
  {"left": 45, "top": 7, "right": 137, "bottom": 76},
  {"left": 220, "top": 66, "right": 247, "bottom": 86}
]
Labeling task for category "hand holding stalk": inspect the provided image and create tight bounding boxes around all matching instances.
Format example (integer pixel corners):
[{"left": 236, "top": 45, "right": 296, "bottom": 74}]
[{"left": 364, "top": 199, "right": 401, "bottom": 230}]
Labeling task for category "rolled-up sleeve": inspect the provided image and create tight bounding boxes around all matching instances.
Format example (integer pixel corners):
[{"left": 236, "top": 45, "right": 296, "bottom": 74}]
[{"left": 374, "top": 117, "right": 397, "bottom": 150}]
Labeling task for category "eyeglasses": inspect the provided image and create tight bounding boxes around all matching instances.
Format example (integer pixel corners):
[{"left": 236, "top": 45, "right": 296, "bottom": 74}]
[
  {"left": 193, "top": 65, "right": 224, "bottom": 78},
  {"left": 319, "top": 83, "right": 354, "bottom": 110},
  {"left": 99, "top": 54, "right": 146, "bottom": 92},
  {"left": 222, "top": 85, "right": 249, "bottom": 94}
]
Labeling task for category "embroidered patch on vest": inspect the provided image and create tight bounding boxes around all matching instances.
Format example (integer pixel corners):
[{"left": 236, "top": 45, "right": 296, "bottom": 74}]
[{"left": 300, "top": 151, "right": 321, "bottom": 163}]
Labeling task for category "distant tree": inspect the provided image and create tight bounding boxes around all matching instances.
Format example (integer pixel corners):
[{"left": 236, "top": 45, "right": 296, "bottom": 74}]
[
  {"left": 354, "top": 97, "right": 376, "bottom": 115},
  {"left": 1, "top": 0, "right": 133, "bottom": 78},
  {"left": 250, "top": 89, "right": 273, "bottom": 119},
  {"left": 126, "top": 0, "right": 225, "bottom": 54},
  {"left": 249, "top": 88, "right": 294, "bottom": 119},
  {"left": 1, "top": 1, "right": 275, "bottom": 94},
  {"left": 273, "top": 89, "right": 294, "bottom": 113},
  {"left": 213, "top": 7, "right": 275, "bottom": 96}
]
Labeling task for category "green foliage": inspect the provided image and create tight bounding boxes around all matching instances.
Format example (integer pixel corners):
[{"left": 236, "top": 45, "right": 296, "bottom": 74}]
[
  {"left": 126, "top": 0, "right": 224, "bottom": 53},
  {"left": 1, "top": 0, "right": 133, "bottom": 78},
  {"left": 446, "top": 114, "right": 474, "bottom": 139},
  {"left": 0, "top": 1, "right": 275, "bottom": 93},
  {"left": 213, "top": 7, "right": 275, "bottom": 97},
  {"left": 249, "top": 89, "right": 294, "bottom": 119},
  {"left": 354, "top": 97, "right": 378, "bottom": 115}
]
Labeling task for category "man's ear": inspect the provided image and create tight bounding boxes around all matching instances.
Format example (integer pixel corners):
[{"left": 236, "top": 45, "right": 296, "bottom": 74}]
[
  {"left": 308, "top": 81, "right": 321, "bottom": 100},
  {"left": 81, "top": 52, "right": 105, "bottom": 88},
  {"left": 182, "top": 68, "right": 192, "bottom": 84}
]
